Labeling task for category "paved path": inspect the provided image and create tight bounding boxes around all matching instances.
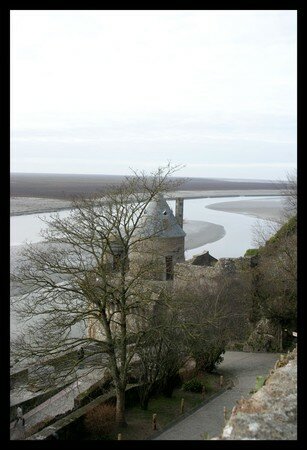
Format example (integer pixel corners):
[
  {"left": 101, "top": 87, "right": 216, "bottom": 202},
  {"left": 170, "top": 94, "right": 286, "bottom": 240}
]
[{"left": 154, "top": 351, "right": 279, "bottom": 440}]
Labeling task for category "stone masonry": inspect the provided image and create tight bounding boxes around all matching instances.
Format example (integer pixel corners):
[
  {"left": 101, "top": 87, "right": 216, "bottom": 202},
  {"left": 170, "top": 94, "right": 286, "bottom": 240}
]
[{"left": 216, "top": 347, "right": 297, "bottom": 440}]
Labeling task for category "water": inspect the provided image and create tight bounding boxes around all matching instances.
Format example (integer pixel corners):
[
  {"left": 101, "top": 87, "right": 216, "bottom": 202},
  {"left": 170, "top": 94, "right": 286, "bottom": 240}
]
[
  {"left": 10, "top": 210, "right": 72, "bottom": 246},
  {"left": 10, "top": 196, "right": 283, "bottom": 341},
  {"left": 10, "top": 196, "right": 283, "bottom": 259},
  {"left": 176, "top": 196, "right": 281, "bottom": 259}
]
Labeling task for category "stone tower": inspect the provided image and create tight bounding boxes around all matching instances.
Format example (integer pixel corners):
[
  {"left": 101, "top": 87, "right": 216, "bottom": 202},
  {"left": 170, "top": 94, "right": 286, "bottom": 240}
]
[
  {"left": 129, "top": 193, "right": 186, "bottom": 281},
  {"left": 175, "top": 197, "right": 184, "bottom": 228}
]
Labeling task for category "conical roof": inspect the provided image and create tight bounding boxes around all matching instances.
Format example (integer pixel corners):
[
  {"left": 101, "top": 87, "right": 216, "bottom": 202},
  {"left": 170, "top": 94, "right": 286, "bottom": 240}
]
[{"left": 137, "top": 194, "right": 186, "bottom": 238}]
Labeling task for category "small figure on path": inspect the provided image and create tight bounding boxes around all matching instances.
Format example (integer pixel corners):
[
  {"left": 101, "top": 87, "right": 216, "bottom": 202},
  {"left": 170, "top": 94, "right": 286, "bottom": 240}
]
[
  {"left": 16, "top": 406, "right": 25, "bottom": 427},
  {"left": 12, "top": 406, "right": 26, "bottom": 439}
]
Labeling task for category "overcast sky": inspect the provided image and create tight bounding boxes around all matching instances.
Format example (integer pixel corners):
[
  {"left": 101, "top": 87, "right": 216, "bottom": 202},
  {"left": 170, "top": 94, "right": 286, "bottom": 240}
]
[{"left": 11, "top": 10, "right": 297, "bottom": 179}]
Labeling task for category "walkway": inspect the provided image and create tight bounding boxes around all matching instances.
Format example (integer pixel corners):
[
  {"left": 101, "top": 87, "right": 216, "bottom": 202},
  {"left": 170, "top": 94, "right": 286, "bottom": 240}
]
[
  {"left": 10, "top": 366, "right": 106, "bottom": 440},
  {"left": 154, "top": 351, "right": 279, "bottom": 440}
]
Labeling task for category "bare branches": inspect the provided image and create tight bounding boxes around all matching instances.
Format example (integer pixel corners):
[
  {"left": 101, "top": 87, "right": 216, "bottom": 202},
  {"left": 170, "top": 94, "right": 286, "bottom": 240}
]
[
  {"left": 10, "top": 164, "right": 185, "bottom": 425},
  {"left": 281, "top": 169, "right": 297, "bottom": 219}
]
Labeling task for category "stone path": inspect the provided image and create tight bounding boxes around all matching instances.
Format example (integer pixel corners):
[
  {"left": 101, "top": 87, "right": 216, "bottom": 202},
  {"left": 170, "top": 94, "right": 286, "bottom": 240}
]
[{"left": 153, "top": 351, "right": 279, "bottom": 440}]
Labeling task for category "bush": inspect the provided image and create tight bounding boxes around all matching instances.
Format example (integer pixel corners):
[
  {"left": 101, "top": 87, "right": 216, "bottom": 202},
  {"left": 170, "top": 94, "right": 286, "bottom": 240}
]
[
  {"left": 254, "top": 375, "right": 266, "bottom": 391},
  {"left": 182, "top": 378, "right": 204, "bottom": 393},
  {"left": 195, "top": 347, "right": 225, "bottom": 372},
  {"left": 84, "top": 403, "right": 116, "bottom": 438},
  {"left": 244, "top": 248, "right": 259, "bottom": 257},
  {"left": 208, "top": 352, "right": 224, "bottom": 371}
]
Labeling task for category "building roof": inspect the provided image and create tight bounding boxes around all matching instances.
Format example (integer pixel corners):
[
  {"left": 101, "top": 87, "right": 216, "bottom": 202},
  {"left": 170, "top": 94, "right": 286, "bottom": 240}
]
[{"left": 136, "top": 194, "right": 186, "bottom": 238}]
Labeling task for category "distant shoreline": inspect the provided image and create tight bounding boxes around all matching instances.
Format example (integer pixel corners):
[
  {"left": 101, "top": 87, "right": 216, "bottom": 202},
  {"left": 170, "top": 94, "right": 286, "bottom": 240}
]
[
  {"left": 10, "top": 172, "right": 283, "bottom": 199},
  {"left": 10, "top": 190, "right": 282, "bottom": 217}
]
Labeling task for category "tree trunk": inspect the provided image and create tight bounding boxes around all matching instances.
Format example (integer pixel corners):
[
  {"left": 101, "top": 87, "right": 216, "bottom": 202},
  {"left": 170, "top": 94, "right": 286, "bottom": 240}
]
[
  {"left": 140, "top": 393, "right": 150, "bottom": 410},
  {"left": 163, "top": 375, "right": 177, "bottom": 398},
  {"left": 115, "top": 388, "right": 127, "bottom": 427}
]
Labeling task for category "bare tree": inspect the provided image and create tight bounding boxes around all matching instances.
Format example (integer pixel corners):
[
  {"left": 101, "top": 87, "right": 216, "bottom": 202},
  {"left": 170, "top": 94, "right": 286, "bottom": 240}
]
[
  {"left": 11, "top": 164, "right": 183, "bottom": 426},
  {"left": 133, "top": 297, "right": 187, "bottom": 409},
  {"left": 282, "top": 169, "right": 297, "bottom": 219},
  {"left": 251, "top": 227, "right": 297, "bottom": 333},
  {"left": 247, "top": 200, "right": 297, "bottom": 351},
  {"left": 131, "top": 269, "right": 251, "bottom": 408},
  {"left": 250, "top": 169, "right": 297, "bottom": 250},
  {"left": 173, "top": 268, "right": 251, "bottom": 372},
  {"left": 251, "top": 218, "right": 282, "bottom": 248}
]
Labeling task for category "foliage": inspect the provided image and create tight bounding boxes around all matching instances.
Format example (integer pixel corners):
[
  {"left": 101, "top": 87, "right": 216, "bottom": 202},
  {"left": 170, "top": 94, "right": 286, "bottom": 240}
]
[
  {"left": 84, "top": 403, "right": 116, "bottom": 438},
  {"left": 122, "top": 375, "right": 221, "bottom": 440},
  {"left": 247, "top": 213, "right": 297, "bottom": 351},
  {"left": 202, "top": 348, "right": 225, "bottom": 372},
  {"left": 244, "top": 248, "right": 259, "bottom": 257},
  {"left": 281, "top": 169, "right": 297, "bottom": 218},
  {"left": 251, "top": 217, "right": 297, "bottom": 329},
  {"left": 254, "top": 375, "right": 266, "bottom": 392},
  {"left": 265, "top": 215, "right": 297, "bottom": 248},
  {"left": 135, "top": 307, "right": 186, "bottom": 409},
  {"left": 174, "top": 271, "right": 251, "bottom": 372},
  {"left": 182, "top": 378, "right": 203, "bottom": 393}
]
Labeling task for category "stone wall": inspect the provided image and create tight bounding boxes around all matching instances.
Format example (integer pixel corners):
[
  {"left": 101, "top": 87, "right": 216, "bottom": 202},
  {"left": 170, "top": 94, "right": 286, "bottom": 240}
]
[
  {"left": 215, "top": 348, "right": 297, "bottom": 440},
  {"left": 174, "top": 256, "right": 248, "bottom": 289},
  {"left": 130, "top": 236, "right": 185, "bottom": 281},
  {"left": 27, "top": 384, "right": 141, "bottom": 440},
  {"left": 10, "top": 383, "right": 72, "bottom": 422}
]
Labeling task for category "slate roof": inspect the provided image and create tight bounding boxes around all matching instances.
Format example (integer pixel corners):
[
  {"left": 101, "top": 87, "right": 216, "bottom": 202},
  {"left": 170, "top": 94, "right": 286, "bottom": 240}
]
[{"left": 137, "top": 194, "right": 186, "bottom": 238}]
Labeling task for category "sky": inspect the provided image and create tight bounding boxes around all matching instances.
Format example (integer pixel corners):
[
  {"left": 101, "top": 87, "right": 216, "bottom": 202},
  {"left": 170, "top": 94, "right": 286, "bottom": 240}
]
[{"left": 11, "top": 10, "right": 297, "bottom": 180}]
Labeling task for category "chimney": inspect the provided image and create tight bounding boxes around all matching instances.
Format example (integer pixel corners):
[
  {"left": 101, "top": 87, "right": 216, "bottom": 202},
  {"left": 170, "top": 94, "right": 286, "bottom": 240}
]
[{"left": 175, "top": 198, "right": 184, "bottom": 228}]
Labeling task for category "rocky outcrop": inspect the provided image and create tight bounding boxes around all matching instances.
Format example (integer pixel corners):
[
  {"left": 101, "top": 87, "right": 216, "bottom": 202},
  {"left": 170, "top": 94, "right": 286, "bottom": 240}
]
[
  {"left": 215, "top": 348, "right": 297, "bottom": 440},
  {"left": 243, "top": 318, "right": 281, "bottom": 352}
]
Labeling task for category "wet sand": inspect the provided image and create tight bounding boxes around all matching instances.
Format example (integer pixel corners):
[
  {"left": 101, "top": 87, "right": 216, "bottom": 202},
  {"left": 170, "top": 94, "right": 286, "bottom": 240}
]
[
  {"left": 10, "top": 190, "right": 282, "bottom": 216},
  {"left": 206, "top": 198, "right": 284, "bottom": 221},
  {"left": 183, "top": 220, "right": 225, "bottom": 250},
  {"left": 11, "top": 173, "right": 283, "bottom": 199},
  {"left": 10, "top": 197, "right": 72, "bottom": 216}
]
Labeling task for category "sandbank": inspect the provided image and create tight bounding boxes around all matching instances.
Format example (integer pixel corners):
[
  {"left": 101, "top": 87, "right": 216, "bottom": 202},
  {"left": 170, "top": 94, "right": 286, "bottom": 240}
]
[
  {"left": 206, "top": 198, "right": 284, "bottom": 221},
  {"left": 183, "top": 220, "right": 225, "bottom": 250},
  {"left": 10, "top": 197, "right": 72, "bottom": 216}
]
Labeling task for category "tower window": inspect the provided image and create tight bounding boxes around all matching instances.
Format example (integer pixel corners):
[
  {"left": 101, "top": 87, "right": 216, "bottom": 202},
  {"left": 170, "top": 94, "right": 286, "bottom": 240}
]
[{"left": 165, "top": 256, "right": 173, "bottom": 280}]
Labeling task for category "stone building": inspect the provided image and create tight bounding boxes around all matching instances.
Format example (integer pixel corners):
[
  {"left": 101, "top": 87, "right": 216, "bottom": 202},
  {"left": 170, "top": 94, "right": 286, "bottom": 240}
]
[
  {"left": 88, "top": 194, "right": 186, "bottom": 339},
  {"left": 129, "top": 194, "right": 186, "bottom": 281},
  {"left": 87, "top": 193, "right": 238, "bottom": 340}
]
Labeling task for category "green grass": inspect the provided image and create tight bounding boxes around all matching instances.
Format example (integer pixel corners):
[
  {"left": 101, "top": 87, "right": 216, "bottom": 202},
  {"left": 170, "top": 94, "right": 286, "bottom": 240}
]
[
  {"left": 115, "top": 372, "right": 221, "bottom": 440},
  {"left": 244, "top": 248, "right": 259, "bottom": 257}
]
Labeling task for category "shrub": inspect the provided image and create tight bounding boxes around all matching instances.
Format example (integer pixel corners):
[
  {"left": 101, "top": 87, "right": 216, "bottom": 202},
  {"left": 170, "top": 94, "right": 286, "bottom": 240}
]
[
  {"left": 244, "top": 248, "right": 259, "bottom": 257},
  {"left": 84, "top": 403, "right": 116, "bottom": 438},
  {"left": 182, "top": 378, "right": 203, "bottom": 393},
  {"left": 254, "top": 375, "right": 266, "bottom": 392},
  {"left": 195, "top": 347, "right": 225, "bottom": 372}
]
